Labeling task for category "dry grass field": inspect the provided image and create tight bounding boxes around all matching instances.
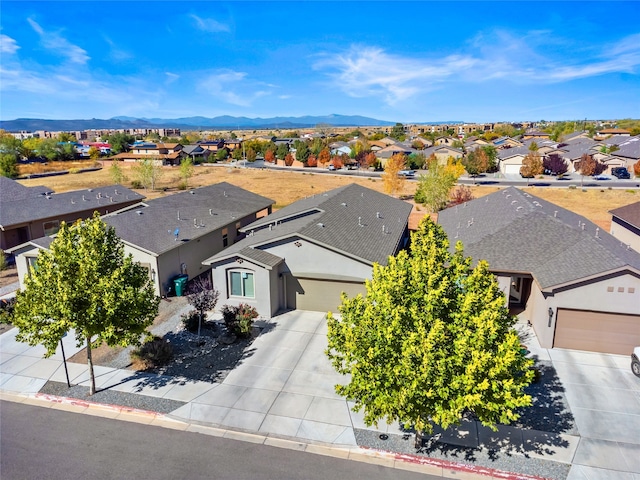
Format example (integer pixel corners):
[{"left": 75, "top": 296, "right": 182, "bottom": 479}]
[{"left": 17, "top": 161, "right": 639, "bottom": 231}]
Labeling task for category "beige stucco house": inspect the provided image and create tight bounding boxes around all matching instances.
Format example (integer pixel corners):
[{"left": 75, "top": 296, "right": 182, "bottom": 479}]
[
  {"left": 438, "top": 187, "right": 640, "bottom": 356},
  {"left": 10, "top": 182, "right": 274, "bottom": 298},
  {"left": 203, "top": 184, "right": 413, "bottom": 318}
]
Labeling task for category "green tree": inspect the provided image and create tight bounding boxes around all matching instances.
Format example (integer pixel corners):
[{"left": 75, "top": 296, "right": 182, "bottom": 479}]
[
  {"left": 133, "top": 158, "right": 164, "bottom": 191},
  {"left": 214, "top": 148, "right": 227, "bottom": 161},
  {"left": 326, "top": 218, "right": 534, "bottom": 438},
  {"left": 179, "top": 157, "right": 194, "bottom": 187},
  {"left": 414, "top": 159, "right": 458, "bottom": 212},
  {"left": 104, "top": 132, "right": 135, "bottom": 154},
  {"left": 245, "top": 147, "right": 257, "bottom": 162},
  {"left": 293, "top": 140, "right": 310, "bottom": 163},
  {"left": 38, "top": 138, "right": 63, "bottom": 161},
  {"left": 0, "top": 153, "right": 18, "bottom": 178},
  {"left": 481, "top": 145, "right": 498, "bottom": 173},
  {"left": 12, "top": 213, "right": 159, "bottom": 395},
  {"left": 57, "top": 132, "right": 76, "bottom": 142},
  {"left": 109, "top": 161, "right": 126, "bottom": 184},
  {"left": 390, "top": 123, "right": 406, "bottom": 141},
  {"left": 232, "top": 147, "right": 243, "bottom": 161},
  {"left": 276, "top": 143, "right": 289, "bottom": 161}
]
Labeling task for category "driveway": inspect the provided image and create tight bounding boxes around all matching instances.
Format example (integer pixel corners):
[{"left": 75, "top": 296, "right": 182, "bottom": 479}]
[{"left": 169, "top": 310, "right": 363, "bottom": 445}]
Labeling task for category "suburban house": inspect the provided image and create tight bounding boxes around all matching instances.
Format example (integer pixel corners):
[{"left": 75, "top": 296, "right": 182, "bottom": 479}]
[
  {"left": 10, "top": 182, "right": 274, "bottom": 298},
  {"left": 182, "top": 144, "right": 213, "bottom": 163},
  {"left": 493, "top": 136, "right": 523, "bottom": 149},
  {"left": 437, "top": 187, "right": 640, "bottom": 355},
  {"left": 203, "top": 183, "right": 413, "bottom": 317},
  {"left": 522, "top": 130, "right": 550, "bottom": 140},
  {"left": 497, "top": 147, "right": 530, "bottom": 175},
  {"left": 422, "top": 145, "right": 464, "bottom": 165},
  {"left": 111, "top": 142, "right": 184, "bottom": 165},
  {"left": 610, "top": 201, "right": 640, "bottom": 253},
  {"left": 1, "top": 177, "right": 144, "bottom": 251}
]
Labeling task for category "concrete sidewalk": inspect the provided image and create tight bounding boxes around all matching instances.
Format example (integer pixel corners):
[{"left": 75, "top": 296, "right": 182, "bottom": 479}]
[{"left": 2, "top": 310, "right": 639, "bottom": 480}]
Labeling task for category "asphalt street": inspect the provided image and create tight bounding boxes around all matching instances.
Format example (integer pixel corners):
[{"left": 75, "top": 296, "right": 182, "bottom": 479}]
[{"left": 0, "top": 401, "right": 436, "bottom": 480}]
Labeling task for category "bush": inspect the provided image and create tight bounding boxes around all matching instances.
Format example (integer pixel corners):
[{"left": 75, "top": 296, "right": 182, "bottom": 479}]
[
  {"left": 0, "top": 297, "right": 16, "bottom": 325},
  {"left": 131, "top": 336, "right": 173, "bottom": 370},
  {"left": 177, "top": 181, "right": 188, "bottom": 190},
  {"left": 130, "top": 180, "right": 143, "bottom": 189},
  {"left": 0, "top": 249, "right": 6, "bottom": 271},
  {"left": 69, "top": 168, "right": 80, "bottom": 174},
  {"left": 222, "top": 303, "right": 259, "bottom": 338},
  {"left": 181, "top": 310, "right": 200, "bottom": 333}
]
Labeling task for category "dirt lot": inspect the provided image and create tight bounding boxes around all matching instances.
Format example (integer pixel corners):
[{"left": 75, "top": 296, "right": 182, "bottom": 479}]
[{"left": 17, "top": 162, "right": 638, "bottom": 230}]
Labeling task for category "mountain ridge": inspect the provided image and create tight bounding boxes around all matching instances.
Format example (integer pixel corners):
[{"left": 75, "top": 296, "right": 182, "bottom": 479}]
[{"left": 0, "top": 114, "right": 463, "bottom": 132}]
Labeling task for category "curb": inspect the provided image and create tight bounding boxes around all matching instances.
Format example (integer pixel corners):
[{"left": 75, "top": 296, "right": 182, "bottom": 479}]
[{"left": 5, "top": 392, "right": 550, "bottom": 480}]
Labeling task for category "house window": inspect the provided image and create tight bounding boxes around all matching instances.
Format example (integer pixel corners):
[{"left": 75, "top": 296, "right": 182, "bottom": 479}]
[
  {"left": 43, "top": 220, "right": 60, "bottom": 236},
  {"left": 229, "top": 270, "right": 254, "bottom": 298},
  {"left": 26, "top": 256, "right": 38, "bottom": 274},
  {"left": 222, "top": 228, "right": 229, "bottom": 247}
]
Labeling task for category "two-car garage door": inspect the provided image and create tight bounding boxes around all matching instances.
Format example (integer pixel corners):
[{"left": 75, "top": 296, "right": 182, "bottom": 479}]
[{"left": 554, "top": 308, "right": 640, "bottom": 355}]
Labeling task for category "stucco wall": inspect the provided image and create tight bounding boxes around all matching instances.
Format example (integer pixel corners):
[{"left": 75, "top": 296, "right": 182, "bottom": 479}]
[
  {"left": 528, "top": 272, "right": 640, "bottom": 348},
  {"left": 610, "top": 219, "right": 640, "bottom": 253},
  {"left": 261, "top": 237, "right": 372, "bottom": 280},
  {"left": 209, "top": 257, "right": 275, "bottom": 317}
]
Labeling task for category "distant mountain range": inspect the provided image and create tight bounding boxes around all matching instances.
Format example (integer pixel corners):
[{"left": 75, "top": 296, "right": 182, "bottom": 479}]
[{"left": 0, "top": 114, "right": 463, "bottom": 132}]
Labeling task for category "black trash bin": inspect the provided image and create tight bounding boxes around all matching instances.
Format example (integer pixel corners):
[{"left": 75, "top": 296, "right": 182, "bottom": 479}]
[{"left": 173, "top": 274, "right": 189, "bottom": 296}]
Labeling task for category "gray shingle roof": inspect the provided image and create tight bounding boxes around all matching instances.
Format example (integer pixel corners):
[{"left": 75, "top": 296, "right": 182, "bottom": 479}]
[
  {"left": 205, "top": 183, "right": 412, "bottom": 266},
  {"left": 0, "top": 179, "right": 144, "bottom": 228},
  {"left": 437, "top": 187, "right": 640, "bottom": 290},
  {"left": 610, "top": 201, "right": 640, "bottom": 230},
  {"left": 103, "top": 182, "right": 274, "bottom": 255}
]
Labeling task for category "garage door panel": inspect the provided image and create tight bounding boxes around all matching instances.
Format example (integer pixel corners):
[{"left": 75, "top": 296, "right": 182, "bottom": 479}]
[
  {"left": 296, "top": 278, "right": 365, "bottom": 313},
  {"left": 554, "top": 309, "right": 640, "bottom": 355}
]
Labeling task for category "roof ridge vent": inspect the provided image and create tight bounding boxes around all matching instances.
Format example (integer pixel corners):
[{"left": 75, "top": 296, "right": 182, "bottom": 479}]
[
  {"left": 511, "top": 200, "right": 517, "bottom": 204},
  {"left": 341, "top": 202, "right": 347, "bottom": 207}
]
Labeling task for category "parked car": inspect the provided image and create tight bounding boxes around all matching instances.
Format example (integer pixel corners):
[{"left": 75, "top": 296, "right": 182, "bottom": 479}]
[
  {"left": 328, "top": 165, "right": 336, "bottom": 171},
  {"left": 398, "top": 170, "right": 416, "bottom": 177},
  {"left": 612, "top": 167, "right": 631, "bottom": 179},
  {"left": 632, "top": 346, "right": 640, "bottom": 378}
]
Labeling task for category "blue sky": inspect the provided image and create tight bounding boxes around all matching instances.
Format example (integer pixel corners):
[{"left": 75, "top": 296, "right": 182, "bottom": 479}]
[{"left": 1, "top": 1, "right": 639, "bottom": 123}]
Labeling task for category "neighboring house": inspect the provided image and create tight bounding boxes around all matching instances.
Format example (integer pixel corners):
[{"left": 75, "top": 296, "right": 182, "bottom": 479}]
[
  {"left": 434, "top": 136, "right": 458, "bottom": 146},
  {"left": 182, "top": 144, "right": 212, "bottom": 163},
  {"left": 10, "top": 182, "right": 274, "bottom": 298},
  {"left": 438, "top": 187, "right": 640, "bottom": 355},
  {"left": 522, "top": 130, "right": 550, "bottom": 140},
  {"left": 329, "top": 141, "right": 352, "bottom": 156},
  {"left": 198, "top": 140, "right": 226, "bottom": 152},
  {"left": 610, "top": 137, "right": 640, "bottom": 170},
  {"left": 0, "top": 177, "right": 144, "bottom": 251},
  {"left": 111, "top": 142, "right": 184, "bottom": 165},
  {"left": 422, "top": 145, "right": 464, "bottom": 165},
  {"left": 597, "top": 128, "right": 631, "bottom": 138},
  {"left": 493, "top": 136, "right": 524, "bottom": 149},
  {"left": 375, "top": 145, "right": 416, "bottom": 167},
  {"left": 203, "top": 183, "right": 413, "bottom": 317},
  {"left": 610, "top": 201, "right": 640, "bottom": 253},
  {"left": 497, "top": 146, "right": 531, "bottom": 175}
]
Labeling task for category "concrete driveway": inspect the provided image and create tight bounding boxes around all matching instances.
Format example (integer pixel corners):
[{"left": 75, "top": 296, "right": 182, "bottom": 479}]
[{"left": 547, "top": 348, "right": 640, "bottom": 479}]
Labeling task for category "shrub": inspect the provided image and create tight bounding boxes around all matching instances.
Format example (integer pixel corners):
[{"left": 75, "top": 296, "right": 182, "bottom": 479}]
[
  {"left": 0, "top": 249, "right": 6, "bottom": 271},
  {"left": 69, "top": 168, "right": 80, "bottom": 174},
  {"left": 130, "top": 180, "right": 143, "bottom": 189},
  {"left": 177, "top": 181, "right": 188, "bottom": 190},
  {"left": 131, "top": 336, "right": 173, "bottom": 370},
  {"left": 222, "top": 303, "right": 259, "bottom": 338},
  {"left": 449, "top": 185, "right": 474, "bottom": 206},
  {"left": 181, "top": 310, "right": 200, "bottom": 333},
  {"left": 0, "top": 297, "right": 16, "bottom": 325}
]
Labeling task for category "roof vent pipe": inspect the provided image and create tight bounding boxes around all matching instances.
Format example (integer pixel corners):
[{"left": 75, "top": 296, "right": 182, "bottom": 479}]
[
  {"left": 595, "top": 228, "right": 600, "bottom": 238},
  {"left": 82, "top": 195, "right": 86, "bottom": 201},
  {"left": 376, "top": 212, "right": 381, "bottom": 218},
  {"left": 178, "top": 210, "right": 181, "bottom": 220},
  {"left": 358, "top": 216, "right": 362, "bottom": 227}
]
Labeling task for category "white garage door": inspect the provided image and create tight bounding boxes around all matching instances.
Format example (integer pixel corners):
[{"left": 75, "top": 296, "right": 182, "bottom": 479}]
[
  {"left": 296, "top": 278, "right": 366, "bottom": 313},
  {"left": 554, "top": 308, "right": 640, "bottom": 355},
  {"left": 503, "top": 164, "right": 522, "bottom": 175}
]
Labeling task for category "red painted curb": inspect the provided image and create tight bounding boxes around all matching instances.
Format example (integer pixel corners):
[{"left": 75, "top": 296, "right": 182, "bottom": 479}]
[
  {"left": 35, "top": 393, "right": 162, "bottom": 418},
  {"left": 363, "top": 447, "right": 550, "bottom": 480}
]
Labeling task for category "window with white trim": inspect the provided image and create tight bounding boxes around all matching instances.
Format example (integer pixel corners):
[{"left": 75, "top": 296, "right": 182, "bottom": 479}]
[{"left": 229, "top": 270, "right": 254, "bottom": 298}]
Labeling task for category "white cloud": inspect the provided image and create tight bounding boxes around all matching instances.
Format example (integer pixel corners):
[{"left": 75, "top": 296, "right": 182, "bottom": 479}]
[
  {"left": 0, "top": 34, "right": 20, "bottom": 54},
  {"left": 314, "top": 31, "right": 640, "bottom": 105},
  {"left": 27, "top": 18, "right": 89, "bottom": 64},
  {"left": 165, "top": 72, "right": 180, "bottom": 83},
  {"left": 103, "top": 36, "right": 133, "bottom": 62},
  {"left": 198, "top": 70, "right": 271, "bottom": 107},
  {"left": 189, "top": 14, "right": 230, "bottom": 33},
  {"left": 314, "top": 46, "right": 477, "bottom": 105}
]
